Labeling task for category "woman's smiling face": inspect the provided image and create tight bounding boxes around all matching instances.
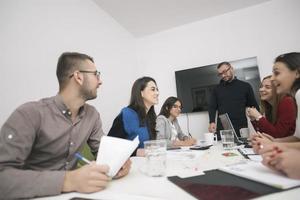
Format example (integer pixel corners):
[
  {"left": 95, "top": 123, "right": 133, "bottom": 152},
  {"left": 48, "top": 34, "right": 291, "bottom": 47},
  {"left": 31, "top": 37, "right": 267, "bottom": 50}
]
[
  {"left": 272, "top": 62, "right": 299, "bottom": 95},
  {"left": 259, "top": 77, "right": 273, "bottom": 101}
]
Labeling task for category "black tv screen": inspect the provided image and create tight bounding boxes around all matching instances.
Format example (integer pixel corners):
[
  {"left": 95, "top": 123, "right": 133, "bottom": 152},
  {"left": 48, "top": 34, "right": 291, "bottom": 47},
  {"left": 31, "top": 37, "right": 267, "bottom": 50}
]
[{"left": 175, "top": 57, "right": 261, "bottom": 113}]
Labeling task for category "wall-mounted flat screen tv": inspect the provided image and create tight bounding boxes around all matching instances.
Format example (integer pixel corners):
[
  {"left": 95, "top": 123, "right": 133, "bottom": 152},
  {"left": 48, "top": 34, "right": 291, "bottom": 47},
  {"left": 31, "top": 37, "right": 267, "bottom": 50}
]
[{"left": 175, "top": 57, "right": 261, "bottom": 113}]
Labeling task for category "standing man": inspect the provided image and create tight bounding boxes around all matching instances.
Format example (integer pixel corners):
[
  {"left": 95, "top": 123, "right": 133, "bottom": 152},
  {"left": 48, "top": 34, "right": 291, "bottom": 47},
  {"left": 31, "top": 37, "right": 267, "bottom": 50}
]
[
  {"left": 0, "top": 52, "right": 131, "bottom": 199},
  {"left": 208, "top": 61, "right": 259, "bottom": 138}
]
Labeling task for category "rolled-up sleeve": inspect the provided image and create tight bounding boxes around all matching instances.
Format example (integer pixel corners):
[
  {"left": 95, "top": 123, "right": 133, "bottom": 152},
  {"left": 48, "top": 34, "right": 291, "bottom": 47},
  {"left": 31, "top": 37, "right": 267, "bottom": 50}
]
[
  {"left": 0, "top": 104, "right": 65, "bottom": 199},
  {"left": 88, "top": 111, "right": 104, "bottom": 156}
]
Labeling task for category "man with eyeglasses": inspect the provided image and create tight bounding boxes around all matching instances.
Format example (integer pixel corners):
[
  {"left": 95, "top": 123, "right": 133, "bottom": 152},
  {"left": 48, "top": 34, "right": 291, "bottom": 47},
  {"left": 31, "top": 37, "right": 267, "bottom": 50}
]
[
  {"left": 208, "top": 61, "right": 259, "bottom": 139},
  {"left": 0, "top": 52, "right": 131, "bottom": 199}
]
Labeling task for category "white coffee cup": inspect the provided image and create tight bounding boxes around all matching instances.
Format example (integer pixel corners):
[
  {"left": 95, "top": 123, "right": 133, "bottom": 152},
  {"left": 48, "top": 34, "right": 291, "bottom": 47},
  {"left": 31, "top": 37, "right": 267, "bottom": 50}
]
[
  {"left": 204, "top": 132, "right": 214, "bottom": 145},
  {"left": 240, "top": 128, "right": 249, "bottom": 138}
]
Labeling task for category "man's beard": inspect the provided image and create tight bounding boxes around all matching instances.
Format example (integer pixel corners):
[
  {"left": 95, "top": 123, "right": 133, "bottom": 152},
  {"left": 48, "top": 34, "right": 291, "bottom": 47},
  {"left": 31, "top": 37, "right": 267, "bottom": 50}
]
[
  {"left": 83, "top": 91, "right": 97, "bottom": 101},
  {"left": 80, "top": 83, "right": 97, "bottom": 101},
  {"left": 223, "top": 75, "right": 233, "bottom": 82}
]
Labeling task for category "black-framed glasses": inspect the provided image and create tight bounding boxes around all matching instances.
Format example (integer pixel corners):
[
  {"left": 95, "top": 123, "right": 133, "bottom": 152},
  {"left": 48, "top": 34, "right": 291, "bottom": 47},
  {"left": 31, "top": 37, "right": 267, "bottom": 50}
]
[
  {"left": 172, "top": 105, "right": 182, "bottom": 109},
  {"left": 69, "top": 70, "right": 101, "bottom": 79},
  {"left": 217, "top": 66, "right": 231, "bottom": 77}
]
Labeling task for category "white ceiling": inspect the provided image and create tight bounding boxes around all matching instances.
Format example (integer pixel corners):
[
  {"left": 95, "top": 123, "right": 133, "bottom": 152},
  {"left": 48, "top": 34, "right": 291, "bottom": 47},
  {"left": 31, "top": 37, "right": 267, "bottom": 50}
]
[{"left": 93, "top": 0, "right": 271, "bottom": 37}]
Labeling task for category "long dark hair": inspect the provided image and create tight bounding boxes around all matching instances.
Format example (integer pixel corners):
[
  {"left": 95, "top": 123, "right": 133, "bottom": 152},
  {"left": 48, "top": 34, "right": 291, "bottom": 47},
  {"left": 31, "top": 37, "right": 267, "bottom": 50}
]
[
  {"left": 260, "top": 75, "right": 279, "bottom": 124},
  {"left": 159, "top": 96, "right": 182, "bottom": 118},
  {"left": 275, "top": 52, "right": 300, "bottom": 96},
  {"left": 128, "top": 76, "right": 157, "bottom": 139}
]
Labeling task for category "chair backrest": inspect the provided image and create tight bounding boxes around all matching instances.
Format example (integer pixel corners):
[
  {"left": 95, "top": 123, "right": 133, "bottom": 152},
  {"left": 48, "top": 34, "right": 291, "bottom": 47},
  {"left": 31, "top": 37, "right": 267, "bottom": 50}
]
[{"left": 108, "top": 113, "right": 127, "bottom": 139}]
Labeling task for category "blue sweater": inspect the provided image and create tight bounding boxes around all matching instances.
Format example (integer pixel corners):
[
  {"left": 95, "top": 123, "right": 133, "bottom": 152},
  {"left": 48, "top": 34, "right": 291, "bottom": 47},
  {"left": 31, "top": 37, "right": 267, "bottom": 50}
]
[{"left": 121, "top": 107, "right": 150, "bottom": 148}]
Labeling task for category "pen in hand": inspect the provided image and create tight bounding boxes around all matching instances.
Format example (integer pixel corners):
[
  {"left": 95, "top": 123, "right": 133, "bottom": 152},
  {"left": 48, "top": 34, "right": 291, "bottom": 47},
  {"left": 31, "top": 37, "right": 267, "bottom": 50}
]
[{"left": 75, "top": 152, "right": 91, "bottom": 164}]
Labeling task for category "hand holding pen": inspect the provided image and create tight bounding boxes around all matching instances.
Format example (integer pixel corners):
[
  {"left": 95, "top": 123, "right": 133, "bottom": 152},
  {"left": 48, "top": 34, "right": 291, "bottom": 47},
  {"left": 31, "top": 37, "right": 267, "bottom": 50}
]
[
  {"left": 74, "top": 152, "right": 131, "bottom": 179},
  {"left": 62, "top": 153, "right": 110, "bottom": 193},
  {"left": 185, "top": 133, "right": 197, "bottom": 146},
  {"left": 75, "top": 153, "right": 92, "bottom": 164}
]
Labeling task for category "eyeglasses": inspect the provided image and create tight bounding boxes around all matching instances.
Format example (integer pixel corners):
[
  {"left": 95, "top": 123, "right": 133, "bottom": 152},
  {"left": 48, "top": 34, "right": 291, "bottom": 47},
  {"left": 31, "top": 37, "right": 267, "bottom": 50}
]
[
  {"left": 69, "top": 70, "right": 101, "bottom": 79},
  {"left": 217, "top": 66, "right": 231, "bottom": 77},
  {"left": 172, "top": 105, "right": 182, "bottom": 109}
]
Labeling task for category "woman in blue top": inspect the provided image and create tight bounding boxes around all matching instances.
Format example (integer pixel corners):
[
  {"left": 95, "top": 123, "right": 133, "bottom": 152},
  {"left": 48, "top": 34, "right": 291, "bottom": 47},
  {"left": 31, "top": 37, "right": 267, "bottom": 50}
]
[{"left": 108, "top": 76, "right": 159, "bottom": 156}]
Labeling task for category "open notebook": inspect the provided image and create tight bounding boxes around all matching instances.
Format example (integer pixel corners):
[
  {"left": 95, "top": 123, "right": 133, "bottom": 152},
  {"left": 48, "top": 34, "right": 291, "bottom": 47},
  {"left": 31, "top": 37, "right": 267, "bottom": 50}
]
[{"left": 220, "top": 160, "right": 300, "bottom": 189}]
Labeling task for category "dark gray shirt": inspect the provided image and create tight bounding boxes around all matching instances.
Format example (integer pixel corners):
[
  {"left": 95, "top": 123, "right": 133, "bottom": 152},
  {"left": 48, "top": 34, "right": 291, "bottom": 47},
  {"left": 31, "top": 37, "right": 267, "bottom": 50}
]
[{"left": 0, "top": 95, "right": 104, "bottom": 199}]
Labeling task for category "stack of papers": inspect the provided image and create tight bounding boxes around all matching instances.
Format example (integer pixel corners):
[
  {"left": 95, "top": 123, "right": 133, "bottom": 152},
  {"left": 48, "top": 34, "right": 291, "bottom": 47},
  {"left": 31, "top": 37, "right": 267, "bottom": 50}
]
[
  {"left": 220, "top": 161, "right": 300, "bottom": 189},
  {"left": 96, "top": 136, "right": 139, "bottom": 177}
]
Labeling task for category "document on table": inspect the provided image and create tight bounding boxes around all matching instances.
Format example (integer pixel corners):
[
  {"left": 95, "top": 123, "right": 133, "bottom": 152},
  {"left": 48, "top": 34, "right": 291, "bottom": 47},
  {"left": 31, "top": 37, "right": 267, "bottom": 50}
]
[
  {"left": 96, "top": 136, "right": 139, "bottom": 177},
  {"left": 247, "top": 155, "right": 263, "bottom": 162},
  {"left": 220, "top": 160, "right": 300, "bottom": 189},
  {"left": 237, "top": 148, "right": 263, "bottom": 162},
  {"left": 238, "top": 148, "right": 256, "bottom": 155},
  {"left": 166, "top": 151, "right": 205, "bottom": 178}
]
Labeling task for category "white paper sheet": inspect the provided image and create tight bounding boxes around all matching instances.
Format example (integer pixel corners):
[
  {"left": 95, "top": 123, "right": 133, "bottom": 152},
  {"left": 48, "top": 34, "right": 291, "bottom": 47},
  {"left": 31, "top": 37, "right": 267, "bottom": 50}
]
[
  {"left": 247, "top": 155, "right": 263, "bottom": 162},
  {"left": 166, "top": 151, "right": 205, "bottom": 178},
  {"left": 238, "top": 148, "right": 256, "bottom": 155},
  {"left": 96, "top": 136, "right": 139, "bottom": 177},
  {"left": 220, "top": 161, "right": 300, "bottom": 189}
]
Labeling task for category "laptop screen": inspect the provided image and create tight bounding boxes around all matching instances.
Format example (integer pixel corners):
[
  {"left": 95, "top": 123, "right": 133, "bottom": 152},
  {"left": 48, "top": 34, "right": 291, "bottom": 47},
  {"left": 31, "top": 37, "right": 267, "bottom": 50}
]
[{"left": 219, "top": 113, "right": 244, "bottom": 144}]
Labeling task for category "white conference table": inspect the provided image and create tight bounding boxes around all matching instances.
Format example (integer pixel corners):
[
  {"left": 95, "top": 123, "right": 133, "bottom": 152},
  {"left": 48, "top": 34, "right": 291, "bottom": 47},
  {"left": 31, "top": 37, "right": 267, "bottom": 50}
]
[{"left": 34, "top": 143, "right": 300, "bottom": 200}]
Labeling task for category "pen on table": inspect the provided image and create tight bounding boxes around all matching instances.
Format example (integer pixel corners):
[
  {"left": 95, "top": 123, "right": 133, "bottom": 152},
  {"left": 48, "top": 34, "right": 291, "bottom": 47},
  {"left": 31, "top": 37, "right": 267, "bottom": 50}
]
[{"left": 75, "top": 152, "right": 91, "bottom": 164}]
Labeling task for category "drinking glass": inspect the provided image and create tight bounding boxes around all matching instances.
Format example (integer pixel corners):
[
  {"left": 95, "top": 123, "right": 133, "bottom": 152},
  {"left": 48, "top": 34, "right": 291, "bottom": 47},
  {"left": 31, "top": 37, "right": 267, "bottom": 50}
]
[
  {"left": 144, "top": 140, "right": 167, "bottom": 177},
  {"left": 220, "top": 130, "right": 235, "bottom": 150}
]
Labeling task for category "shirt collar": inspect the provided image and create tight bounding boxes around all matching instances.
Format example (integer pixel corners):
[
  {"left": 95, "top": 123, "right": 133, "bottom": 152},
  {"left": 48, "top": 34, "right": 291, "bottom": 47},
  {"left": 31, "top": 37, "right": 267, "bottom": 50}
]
[{"left": 54, "top": 94, "right": 86, "bottom": 118}]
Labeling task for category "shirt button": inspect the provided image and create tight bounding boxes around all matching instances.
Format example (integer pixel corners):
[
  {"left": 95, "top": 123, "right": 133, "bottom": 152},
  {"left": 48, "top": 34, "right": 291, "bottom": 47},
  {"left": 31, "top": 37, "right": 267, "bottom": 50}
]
[
  {"left": 65, "top": 161, "right": 69, "bottom": 165},
  {"left": 7, "top": 134, "right": 13, "bottom": 139},
  {"left": 70, "top": 142, "right": 74, "bottom": 146}
]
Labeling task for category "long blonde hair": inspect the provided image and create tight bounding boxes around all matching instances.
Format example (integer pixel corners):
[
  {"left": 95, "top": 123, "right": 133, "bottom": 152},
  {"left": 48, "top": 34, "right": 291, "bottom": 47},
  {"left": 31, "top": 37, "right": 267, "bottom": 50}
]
[{"left": 259, "top": 75, "right": 280, "bottom": 124}]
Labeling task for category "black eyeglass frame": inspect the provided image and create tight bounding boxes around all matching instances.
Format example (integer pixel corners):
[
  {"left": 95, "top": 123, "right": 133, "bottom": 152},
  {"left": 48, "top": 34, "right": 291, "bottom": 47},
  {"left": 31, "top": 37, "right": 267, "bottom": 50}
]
[
  {"left": 172, "top": 104, "right": 183, "bottom": 109},
  {"left": 69, "top": 70, "right": 101, "bottom": 78},
  {"left": 217, "top": 66, "right": 231, "bottom": 77}
]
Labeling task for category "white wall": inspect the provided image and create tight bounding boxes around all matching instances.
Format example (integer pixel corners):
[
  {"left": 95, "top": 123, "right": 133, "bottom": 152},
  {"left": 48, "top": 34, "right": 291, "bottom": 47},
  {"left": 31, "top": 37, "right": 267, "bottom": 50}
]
[
  {"left": 135, "top": 0, "right": 300, "bottom": 139},
  {"left": 0, "top": 0, "right": 137, "bottom": 132},
  {"left": 1, "top": 0, "right": 300, "bottom": 137}
]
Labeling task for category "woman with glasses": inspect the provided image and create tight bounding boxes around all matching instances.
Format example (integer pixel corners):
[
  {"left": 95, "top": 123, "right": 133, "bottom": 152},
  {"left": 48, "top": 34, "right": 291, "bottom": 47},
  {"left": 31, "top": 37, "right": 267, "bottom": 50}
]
[
  {"left": 247, "top": 75, "right": 296, "bottom": 138},
  {"left": 156, "top": 96, "right": 196, "bottom": 147},
  {"left": 108, "top": 76, "right": 159, "bottom": 156}
]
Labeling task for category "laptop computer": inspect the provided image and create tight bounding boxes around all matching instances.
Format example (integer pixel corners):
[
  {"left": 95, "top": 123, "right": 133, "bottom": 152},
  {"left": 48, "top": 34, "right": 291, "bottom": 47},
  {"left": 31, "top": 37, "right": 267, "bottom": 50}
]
[{"left": 219, "top": 113, "right": 248, "bottom": 145}]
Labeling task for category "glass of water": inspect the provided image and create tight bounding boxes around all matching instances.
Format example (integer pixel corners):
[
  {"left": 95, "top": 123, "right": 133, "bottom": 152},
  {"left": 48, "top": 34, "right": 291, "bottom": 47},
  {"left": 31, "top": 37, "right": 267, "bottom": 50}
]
[
  {"left": 220, "top": 130, "right": 235, "bottom": 150},
  {"left": 144, "top": 140, "right": 167, "bottom": 177}
]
